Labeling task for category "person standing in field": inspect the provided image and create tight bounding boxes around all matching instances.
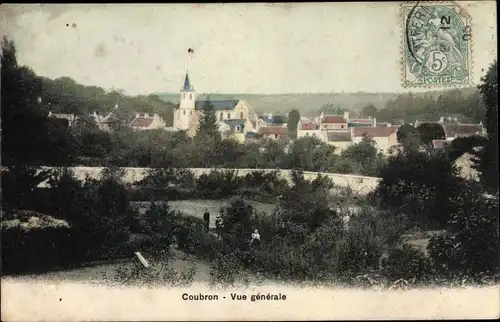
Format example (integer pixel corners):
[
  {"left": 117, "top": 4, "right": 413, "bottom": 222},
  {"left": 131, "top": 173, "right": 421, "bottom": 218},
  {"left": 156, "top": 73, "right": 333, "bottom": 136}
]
[
  {"left": 203, "top": 209, "right": 210, "bottom": 232},
  {"left": 215, "top": 216, "right": 223, "bottom": 238},
  {"left": 251, "top": 229, "right": 261, "bottom": 248}
]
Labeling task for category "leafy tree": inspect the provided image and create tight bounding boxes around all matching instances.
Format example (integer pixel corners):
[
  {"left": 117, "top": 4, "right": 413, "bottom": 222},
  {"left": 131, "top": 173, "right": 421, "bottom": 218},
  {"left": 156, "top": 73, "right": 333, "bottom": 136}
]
[
  {"left": 416, "top": 123, "right": 446, "bottom": 147},
  {"left": 377, "top": 148, "right": 466, "bottom": 227},
  {"left": 361, "top": 104, "right": 378, "bottom": 117},
  {"left": 397, "top": 124, "right": 418, "bottom": 143},
  {"left": 287, "top": 109, "right": 300, "bottom": 139},
  {"left": 474, "top": 60, "right": 498, "bottom": 192},
  {"left": 196, "top": 99, "right": 221, "bottom": 141},
  {"left": 287, "top": 136, "right": 322, "bottom": 170},
  {"left": 339, "top": 135, "right": 385, "bottom": 176},
  {"left": 1, "top": 36, "right": 75, "bottom": 166}
]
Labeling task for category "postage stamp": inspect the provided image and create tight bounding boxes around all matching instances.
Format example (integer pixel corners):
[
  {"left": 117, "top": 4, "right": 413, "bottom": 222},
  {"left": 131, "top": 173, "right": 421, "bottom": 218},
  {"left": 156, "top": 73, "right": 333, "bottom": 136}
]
[{"left": 401, "top": 1, "right": 473, "bottom": 88}]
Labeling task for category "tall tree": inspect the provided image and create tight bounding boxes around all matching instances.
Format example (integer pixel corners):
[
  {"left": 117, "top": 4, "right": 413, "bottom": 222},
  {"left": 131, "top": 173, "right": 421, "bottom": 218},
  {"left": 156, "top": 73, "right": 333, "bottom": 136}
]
[
  {"left": 475, "top": 60, "right": 498, "bottom": 192},
  {"left": 361, "top": 104, "right": 378, "bottom": 117},
  {"left": 195, "top": 99, "right": 220, "bottom": 141},
  {"left": 417, "top": 123, "right": 446, "bottom": 147},
  {"left": 287, "top": 109, "right": 300, "bottom": 140},
  {"left": 1, "top": 36, "right": 75, "bottom": 166}
]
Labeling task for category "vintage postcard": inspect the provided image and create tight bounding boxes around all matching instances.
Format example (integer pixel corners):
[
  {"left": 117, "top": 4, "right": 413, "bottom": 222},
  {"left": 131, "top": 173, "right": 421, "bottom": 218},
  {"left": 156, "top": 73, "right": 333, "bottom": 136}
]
[{"left": 1, "top": 2, "right": 498, "bottom": 321}]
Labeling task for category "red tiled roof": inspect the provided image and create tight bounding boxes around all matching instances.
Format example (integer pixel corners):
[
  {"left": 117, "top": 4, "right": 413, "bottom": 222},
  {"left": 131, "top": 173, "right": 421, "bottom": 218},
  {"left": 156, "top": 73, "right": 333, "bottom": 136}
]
[
  {"left": 349, "top": 119, "right": 372, "bottom": 123},
  {"left": 353, "top": 126, "right": 398, "bottom": 138},
  {"left": 258, "top": 126, "right": 286, "bottom": 135},
  {"left": 130, "top": 117, "right": 154, "bottom": 128},
  {"left": 444, "top": 124, "right": 484, "bottom": 138},
  {"left": 301, "top": 122, "right": 320, "bottom": 130},
  {"left": 432, "top": 140, "right": 448, "bottom": 149},
  {"left": 321, "top": 115, "right": 346, "bottom": 124}
]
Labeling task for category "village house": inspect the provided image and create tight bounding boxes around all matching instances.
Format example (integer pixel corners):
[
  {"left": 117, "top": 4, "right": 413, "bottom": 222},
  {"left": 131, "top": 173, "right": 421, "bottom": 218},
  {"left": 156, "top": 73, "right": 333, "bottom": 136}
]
[
  {"left": 347, "top": 117, "right": 376, "bottom": 128},
  {"left": 217, "top": 119, "right": 253, "bottom": 143},
  {"left": 89, "top": 111, "right": 120, "bottom": 132},
  {"left": 297, "top": 120, "right": 323, "bottom": 140},
  {"left": 325, "top": 131, "right": 352, "bottom": 154},
  {"left": 173, "top": 73, "right": 255, "bottom": 137},
  {"left": 48, "top": 111, "right": 78, "bottom": 127},
  {"left": 432, "top": 139, "right": 449, "bottom": 149},
  {"left": 253, "top": 113, "right": 287, "bottom": 131},
  {"left": 258, "top": 126, "right": 287, "bottom": 140},
  {"left": 351, "top": 126, "right": 399, "bottom": 155},
  {"left": 319, "top": 111, "right": 349, "bottom": 131},
  {"left": 443, "top": 124, "right": 486, "bottom": 139},
  {"left": 244, "top": 131, "right": 263, "bottom": 143},
  {"left": 129, "top": 112, "right": 168, "bottom": 131}
]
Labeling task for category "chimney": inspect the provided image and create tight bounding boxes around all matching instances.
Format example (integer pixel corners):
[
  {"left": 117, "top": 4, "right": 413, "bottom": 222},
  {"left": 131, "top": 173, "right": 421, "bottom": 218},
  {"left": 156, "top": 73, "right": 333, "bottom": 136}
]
[
  {"left": 373, "top": 117, "right": 377, "bottom": 127},
  {"left": 144, "top": 113, "right": 149, "bottom": 118},
  {"left": 343, "top": 111, "right": 349, "bottom": 120},
  {"left": 315, "top": 116, "right": 319, "bottom": 124},
  {"left": 135, "top": 112, "right": 140, "bottom": 118},
  {"left": 320, "top": 112, "right": 324, "bottom": 121},
  {"left": 439, "top": 116, "right": 444, "bottom": 123},
  {"left": 268, "top": 113, "right": 273, "bottom": 120},
  {"left": 48, "top": 111, "right": 52, "bottom": 117}
]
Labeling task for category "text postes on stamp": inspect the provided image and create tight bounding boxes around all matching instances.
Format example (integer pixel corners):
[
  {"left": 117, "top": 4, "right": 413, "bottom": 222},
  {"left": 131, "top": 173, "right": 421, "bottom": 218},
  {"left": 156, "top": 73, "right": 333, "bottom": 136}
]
[{"left": 402, "top": 1, "right": 472, "bottom": 88}]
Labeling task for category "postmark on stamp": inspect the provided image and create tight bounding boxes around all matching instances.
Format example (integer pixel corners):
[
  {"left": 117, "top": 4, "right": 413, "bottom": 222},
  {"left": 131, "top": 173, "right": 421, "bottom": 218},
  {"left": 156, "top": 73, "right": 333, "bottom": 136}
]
[{"left": 401, "top": 1, "right": 473, "bottom": 88}]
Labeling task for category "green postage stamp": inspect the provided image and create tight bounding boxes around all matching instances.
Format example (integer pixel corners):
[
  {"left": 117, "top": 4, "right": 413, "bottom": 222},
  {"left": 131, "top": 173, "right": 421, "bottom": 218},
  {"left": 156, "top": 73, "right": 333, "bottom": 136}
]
[{"left": 401, "top": 1, "right": 473, "bottom": 88}]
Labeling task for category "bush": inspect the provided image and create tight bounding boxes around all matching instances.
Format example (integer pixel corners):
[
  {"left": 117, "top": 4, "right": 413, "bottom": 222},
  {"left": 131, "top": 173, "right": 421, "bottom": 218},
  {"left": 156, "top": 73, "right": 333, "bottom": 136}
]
[
  {"left": 209, "top": 251, "right": 244, "bottom": 285},
  {"left": 1, "top": 209, "right": 81, "bottom": 274},
  {"left": 195, "top": 170, "right": 241, "bottom": 199},
  {"left": 428, "top": 189, "right": 499, "bottom": 275},
  {"left": 136, "top": 168, "right": 196, "bottom": 201},
  {"left": 377, "top": 148, "right": 466, "bottom": 227}
]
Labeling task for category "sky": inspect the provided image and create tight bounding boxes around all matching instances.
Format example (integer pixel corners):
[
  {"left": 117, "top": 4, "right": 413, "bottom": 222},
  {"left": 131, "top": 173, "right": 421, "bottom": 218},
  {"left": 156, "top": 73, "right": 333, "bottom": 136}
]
[{"left": 0, "top": 2, "right": 497, "bottom": 96}]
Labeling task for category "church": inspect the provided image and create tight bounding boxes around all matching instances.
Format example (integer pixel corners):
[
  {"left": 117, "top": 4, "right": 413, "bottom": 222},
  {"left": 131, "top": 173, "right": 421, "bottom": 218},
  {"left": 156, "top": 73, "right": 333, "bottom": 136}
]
[{"left": 173, "top": 73, "right": 255, "bottom": 140}]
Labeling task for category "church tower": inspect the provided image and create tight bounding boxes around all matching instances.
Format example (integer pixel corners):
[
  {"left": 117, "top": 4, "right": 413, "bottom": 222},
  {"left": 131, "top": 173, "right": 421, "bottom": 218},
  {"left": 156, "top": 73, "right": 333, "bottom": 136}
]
[{"left": 175, "top": 72, "right": 197, "bottom": 130}]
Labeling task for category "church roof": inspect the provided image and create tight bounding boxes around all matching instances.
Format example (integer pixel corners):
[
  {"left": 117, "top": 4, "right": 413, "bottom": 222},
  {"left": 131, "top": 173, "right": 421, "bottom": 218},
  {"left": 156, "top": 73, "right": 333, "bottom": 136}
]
[
  {"left": 195, "top": 100, "right": 240, "bottom": 111},
  {"left": 182, "top": 72, "right": 194, "bottom": 92}
]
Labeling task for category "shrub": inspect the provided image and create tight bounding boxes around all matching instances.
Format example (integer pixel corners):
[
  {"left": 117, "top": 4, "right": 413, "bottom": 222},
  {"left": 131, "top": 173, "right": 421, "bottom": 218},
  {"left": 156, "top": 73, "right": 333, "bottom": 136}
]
[
  {"left": 377, "top": 148, "right": 466, "bottom": 227},
  {"left": 428, "top": 189, "right": 499, "bottom": 275},
  {"left": 136, "top": 168, "right": 196, "bottom": 201},
  {"left": 1, "top": 209, "right": 77, "bottom": 274},
  {"left": 209, "top": 251, "right": 244, "bottom": 285},
  {"left": 195, "top": 170, "right": 241, "bottom": 199}
]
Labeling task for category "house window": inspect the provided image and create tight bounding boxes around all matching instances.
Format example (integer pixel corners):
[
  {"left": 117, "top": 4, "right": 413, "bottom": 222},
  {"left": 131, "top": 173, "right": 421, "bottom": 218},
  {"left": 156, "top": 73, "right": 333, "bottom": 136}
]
[
  {"left": 183, "top": 110, "right": 186, "bottom": 115},
  {"left": 240, "top": 112, "right": 243, "bottom": 119},
  {"left": 227, "top": 113, "right": 231, "bottom": 119},
  {"left": 341, "top": 125, "right": 345, "bottom": 129},
  {"left": 220, "top": 112, "right": 223, "bottom": 121},
  {"left": 190, "top": 110, "right": 192, "bottom": 115},
  {"left": 275, "top": 134, "right": 278, "bottom": 139},
  {"left": 189, "top": 94, "right": 192, "bottom": 100},
  {"left": 235, "top": 125, "right": 241, "bottom": 132}
]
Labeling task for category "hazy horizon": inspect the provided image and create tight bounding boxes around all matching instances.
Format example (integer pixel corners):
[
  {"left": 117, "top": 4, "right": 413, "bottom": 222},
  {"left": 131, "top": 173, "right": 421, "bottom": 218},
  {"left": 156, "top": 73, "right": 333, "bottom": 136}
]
[{"left": 1, "top": 3, "right": 497, "bottom": 96}]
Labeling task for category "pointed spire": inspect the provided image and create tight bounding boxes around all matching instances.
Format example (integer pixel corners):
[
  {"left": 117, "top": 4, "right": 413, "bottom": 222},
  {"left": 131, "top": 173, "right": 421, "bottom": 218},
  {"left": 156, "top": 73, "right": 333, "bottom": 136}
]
[{"left": 182, "top": 72, "right": 194, "bottom": 92}]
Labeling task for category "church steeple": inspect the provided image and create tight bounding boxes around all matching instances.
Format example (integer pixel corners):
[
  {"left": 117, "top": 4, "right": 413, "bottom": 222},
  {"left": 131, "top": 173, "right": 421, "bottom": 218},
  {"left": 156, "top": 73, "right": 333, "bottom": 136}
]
[{"left": 182, "top": 72, "right": 194, "bottom": 92}]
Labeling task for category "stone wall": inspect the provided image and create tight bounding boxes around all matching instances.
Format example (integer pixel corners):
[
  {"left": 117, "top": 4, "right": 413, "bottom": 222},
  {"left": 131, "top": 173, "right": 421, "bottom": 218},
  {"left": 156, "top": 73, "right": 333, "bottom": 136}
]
[{"left": 33, "top": 167, "right": 381, "bottom": 195}]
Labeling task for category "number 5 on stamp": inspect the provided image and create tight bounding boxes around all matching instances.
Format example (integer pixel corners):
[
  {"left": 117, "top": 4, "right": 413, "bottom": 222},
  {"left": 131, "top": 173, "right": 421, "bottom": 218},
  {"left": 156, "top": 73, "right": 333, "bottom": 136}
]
[{"left": 401, "top": 1, "right": 473, "bottom": 88}]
